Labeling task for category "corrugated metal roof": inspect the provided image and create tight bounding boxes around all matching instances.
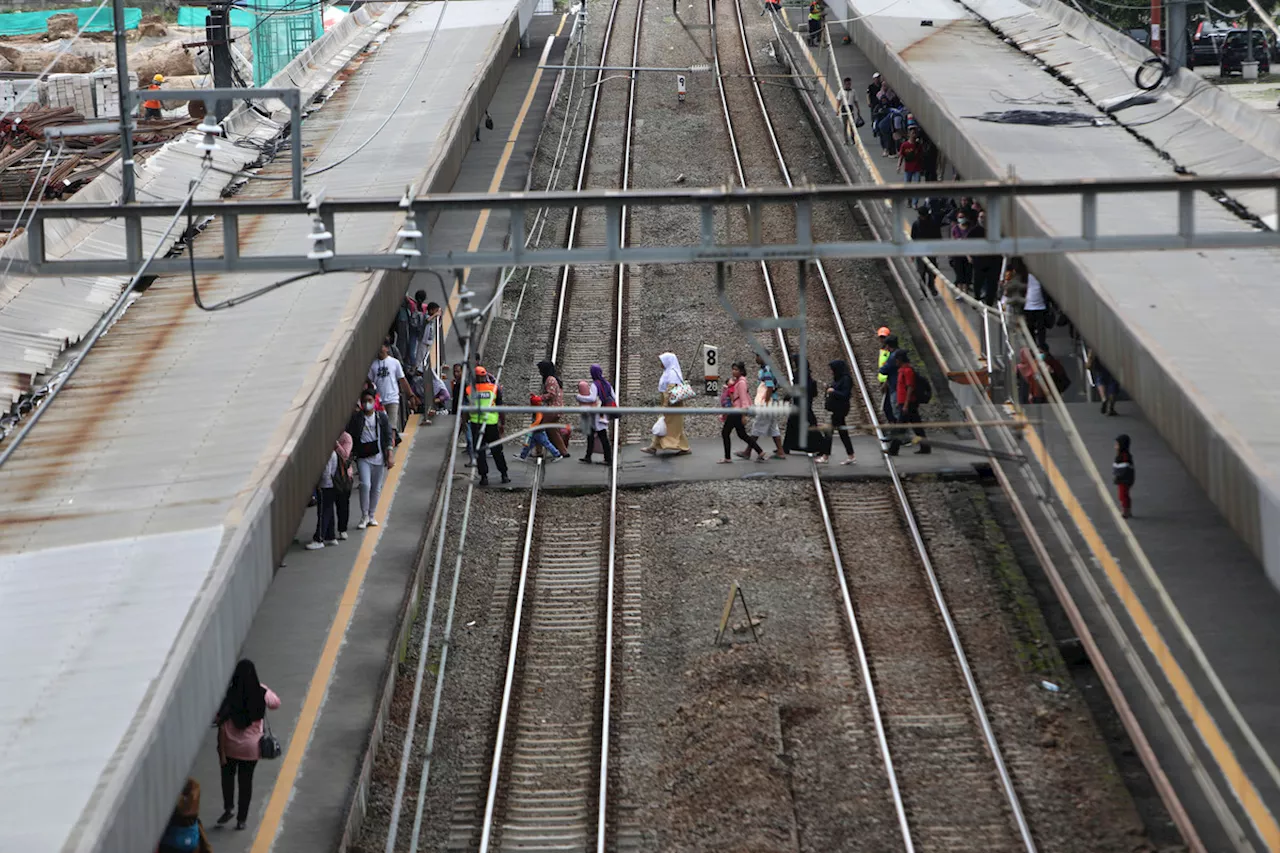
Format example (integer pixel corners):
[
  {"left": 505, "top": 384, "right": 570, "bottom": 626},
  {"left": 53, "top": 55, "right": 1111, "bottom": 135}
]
[
  {"left": 841, "top": 0, "right": 1280, "bottom": 577},
  {"left": 0, "top": 0, "right": 418, "bottom": 407},
  {"left": 0, "top": 135, "right": 261, "bottom": 405},
  {"left": 0, "top": 1, "right": 519, "bottom": 849},
  {"left": 963, "top": 0, "right": 1280, "bottom": 224}
]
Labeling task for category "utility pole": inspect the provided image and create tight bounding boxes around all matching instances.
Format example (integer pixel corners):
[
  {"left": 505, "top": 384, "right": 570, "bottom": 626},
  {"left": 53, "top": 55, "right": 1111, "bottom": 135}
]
[
  {"left": 111, "top": 0, "right": 136, "bottom": 203},
  {"left": 1167, "top": 0, "right": 1187, "bottom": 69},
  {"left": 1150, "top": 0, "right": 1162, "bottom": 55},
  {"left": 207, "top": 0, "right": 234, "bottom": 120}
]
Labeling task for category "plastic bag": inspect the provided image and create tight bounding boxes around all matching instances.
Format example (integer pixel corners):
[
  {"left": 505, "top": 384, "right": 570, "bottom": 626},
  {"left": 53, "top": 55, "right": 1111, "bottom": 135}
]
[{"left": 651, "top": 415, "right": 667, "bottom": 437}]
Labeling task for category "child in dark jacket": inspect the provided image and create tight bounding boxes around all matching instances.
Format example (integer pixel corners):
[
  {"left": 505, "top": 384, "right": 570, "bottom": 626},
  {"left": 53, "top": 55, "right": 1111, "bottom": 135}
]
[{"left": 1113, "top": 433, "right": 1135, "bottom": 518}]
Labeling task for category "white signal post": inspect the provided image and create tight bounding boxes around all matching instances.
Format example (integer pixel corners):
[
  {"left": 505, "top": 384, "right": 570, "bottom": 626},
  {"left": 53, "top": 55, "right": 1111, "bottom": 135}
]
[
  {"left": 699, "top": 344, "right": 719, "bottom": 395},
  {"left": 676, "top": 73, "right": 686, "bottom": 102}
]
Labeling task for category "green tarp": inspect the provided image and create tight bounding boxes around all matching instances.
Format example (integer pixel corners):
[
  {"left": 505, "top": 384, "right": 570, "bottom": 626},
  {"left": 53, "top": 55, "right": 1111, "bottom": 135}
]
[
  {"left": 177, "top": 6, "right": 257, "bottom": 27},
  {"left": 0, "top": 6, "right": 139, "bottom": 36},
  {"left": 176, "top": 5, "right": 349, "bottom": 28}
]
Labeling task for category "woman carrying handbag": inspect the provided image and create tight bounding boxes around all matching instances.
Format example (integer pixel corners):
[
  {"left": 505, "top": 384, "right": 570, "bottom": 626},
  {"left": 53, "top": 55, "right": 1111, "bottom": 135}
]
[
  {"left": 214, "top": 659, "right": 281, "bottom": 831},
  {"left": 642, "top": 352, "right": 692, "bottom": 455}
]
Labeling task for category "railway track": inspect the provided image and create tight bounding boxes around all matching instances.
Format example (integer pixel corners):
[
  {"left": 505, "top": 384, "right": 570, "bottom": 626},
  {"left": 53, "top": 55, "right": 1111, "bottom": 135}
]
[
  {"left": 468, "top": 0, "right": 638, "bottom": 848},
  {"left": 709, "top": 0, "right": 877, "bottom": 413},
  {"left": 714, "top": 0, "right": 1038, "bottom": 849}
]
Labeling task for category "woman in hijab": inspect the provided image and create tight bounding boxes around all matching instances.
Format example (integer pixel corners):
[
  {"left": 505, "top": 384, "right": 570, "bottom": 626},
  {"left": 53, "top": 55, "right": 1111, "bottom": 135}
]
[
  {"left": 215, "top": 659, "right": 281, "bottom": 831},
  {"left": 642, "top": 352, "right": 691, "bottom": 455},
  {"left": 536, "top": 360, "right": 571, "bottom": 457},
  {"left": 783, "top": 357, "right": 830, "bottom": 457},
  {"left": 335, "top": 431, "right": 354, "bottom": 540},
  {"left": 818, "top": 359, "right": 857, "bottom": 465}
]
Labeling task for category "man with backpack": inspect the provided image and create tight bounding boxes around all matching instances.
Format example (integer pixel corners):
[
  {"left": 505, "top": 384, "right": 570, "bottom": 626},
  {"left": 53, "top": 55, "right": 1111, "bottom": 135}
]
[{"left": 886, "top": 349, "right": 931, "bottom": 455}]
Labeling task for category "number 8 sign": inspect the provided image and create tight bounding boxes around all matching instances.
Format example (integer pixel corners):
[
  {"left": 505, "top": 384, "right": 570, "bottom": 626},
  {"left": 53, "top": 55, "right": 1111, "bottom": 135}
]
[{"left": 699, "top": 344, "right": 719, "bottom": 395}]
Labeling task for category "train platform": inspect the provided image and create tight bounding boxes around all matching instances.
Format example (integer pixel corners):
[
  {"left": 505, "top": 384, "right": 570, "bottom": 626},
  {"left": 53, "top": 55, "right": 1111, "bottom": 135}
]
[
  {"left": 766, "top": 11, "right": 1280, "bottom": 850},
  {"left": 781, "top": 0, "right": 1280, "bottom": 594},
  {"left": 0, "top": 2, "right": 540, "bottom": 851},
  {"left": 181, "top": 15, "right": 567, "bottom": 853}
]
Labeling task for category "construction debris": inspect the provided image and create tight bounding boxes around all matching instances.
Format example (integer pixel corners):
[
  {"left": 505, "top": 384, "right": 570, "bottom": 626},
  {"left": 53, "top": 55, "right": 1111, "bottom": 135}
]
[
  {"left": 132, "top": 39, "right": 197, "bottom": 82},
  {"left": 0, "top": 44, "right": 95, "bottom": 73},
  {"left": 137, "top": 15, "right": 168, "bottom": 38},
  {"left": 45, "top": 13, "right": 78, "bottom": 40},
  {"left": 0, "top": 105, "right": 194, "bottom": 204}
]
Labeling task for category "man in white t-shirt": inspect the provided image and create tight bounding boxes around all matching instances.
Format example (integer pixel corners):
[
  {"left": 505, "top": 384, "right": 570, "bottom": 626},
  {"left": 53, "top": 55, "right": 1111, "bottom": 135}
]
[{"left": 369, "top": 341, "right": 418, "bottom": 436}]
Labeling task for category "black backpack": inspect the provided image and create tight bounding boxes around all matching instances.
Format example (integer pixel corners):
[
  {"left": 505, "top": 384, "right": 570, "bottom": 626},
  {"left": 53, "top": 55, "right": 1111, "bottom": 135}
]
[{"left": 916, "top": 374, "right": 933, "bottom": 405}]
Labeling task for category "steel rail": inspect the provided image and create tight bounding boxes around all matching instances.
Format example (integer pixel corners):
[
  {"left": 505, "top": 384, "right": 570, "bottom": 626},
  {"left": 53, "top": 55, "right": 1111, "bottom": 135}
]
[
  {"left": 477, "top": 0, "right": 639, "bottom": 846},
  {"left": 717, "top": 0, "right": 915, "bottom": 847},
  {"left": 550, "top": 0, "right": 628, "bottom": 364},
  {"left": 743, "top": 3, "right": 1038, "bottom": 850},
  {"left": 596, "top": 0, "right": 642, "bottom": 846},
  {"left": 477, "top": 462, "right": 544, "bottom": 853},
  {"left": 708, "top": 0, "right": 791, "bottom": 366}
]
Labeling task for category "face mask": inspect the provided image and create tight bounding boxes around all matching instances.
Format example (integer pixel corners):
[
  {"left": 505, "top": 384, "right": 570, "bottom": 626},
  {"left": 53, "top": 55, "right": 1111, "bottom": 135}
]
[
  {"left": 958, "top": 219, "right": 968, "bottom": 227},
  {"left": 364, "top": 401, "right": 374, "bottom": 412}
]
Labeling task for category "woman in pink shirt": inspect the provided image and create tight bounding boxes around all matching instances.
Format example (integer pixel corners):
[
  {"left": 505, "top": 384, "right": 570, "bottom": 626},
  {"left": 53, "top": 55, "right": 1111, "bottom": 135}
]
[
  {"left": 215, "top": 660, "right": 281, "bottom": 830},
  {"left": 719, "top": 361, "right": 766, "bottom": 463}
]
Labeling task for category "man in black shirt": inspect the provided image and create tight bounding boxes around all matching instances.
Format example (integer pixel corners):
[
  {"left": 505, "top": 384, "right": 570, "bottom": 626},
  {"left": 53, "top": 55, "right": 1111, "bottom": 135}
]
[{"left": 910, "top": 206, "right": 942, "bottom": 296}]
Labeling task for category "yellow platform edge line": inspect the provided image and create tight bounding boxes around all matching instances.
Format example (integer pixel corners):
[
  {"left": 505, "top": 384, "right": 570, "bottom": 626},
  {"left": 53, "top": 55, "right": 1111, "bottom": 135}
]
[{"left": 249, "top": 14, "right": 566, "bottom": 850}]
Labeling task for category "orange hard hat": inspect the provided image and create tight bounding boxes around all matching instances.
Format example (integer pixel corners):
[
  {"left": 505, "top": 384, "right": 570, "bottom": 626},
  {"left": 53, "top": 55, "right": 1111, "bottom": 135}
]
[
  {"left": 474, "top": 365, "right": 487, "bottom": 377},
  {"left": 876, "top": 326, "right": 891, "bottom": 337}
]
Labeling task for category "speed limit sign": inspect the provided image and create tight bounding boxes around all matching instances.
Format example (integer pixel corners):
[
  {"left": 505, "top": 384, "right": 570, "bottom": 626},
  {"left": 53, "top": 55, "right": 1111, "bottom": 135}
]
[{"left": 676, "top": 74, "right": 687, "bottom": 103}]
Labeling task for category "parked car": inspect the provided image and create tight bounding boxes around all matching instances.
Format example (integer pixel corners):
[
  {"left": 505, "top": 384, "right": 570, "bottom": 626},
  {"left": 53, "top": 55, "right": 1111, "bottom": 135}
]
[
  {"left": 1220, "top": 29, "right": 1272, "bottom": 76},
  {"left": 1191, "top": 27, "right": 1231, "bottom": 67}
]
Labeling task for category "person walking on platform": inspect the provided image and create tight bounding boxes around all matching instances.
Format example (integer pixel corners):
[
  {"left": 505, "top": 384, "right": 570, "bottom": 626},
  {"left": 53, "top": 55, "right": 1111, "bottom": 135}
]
[
  {"left": 347, "top": 389, "right": 395, "bottom": 529},
  {"left": 910, "top": 207, "right": 941, "bottom": 295},
  {"left": 467, "top": 365, "right": 511, "bottom": 486},
  {"left": 762, "top": 0, "right": 781, "bottom": 15},
  {"left": 536, "top": 360, "right": 571, "bottom": 458},
  {"left": 643, "top": 352, "right": 692, "bottom": 455},
  {"left": 1089, "top": 351, "right": 1119, "bottom": 416},
  {"left": 450, "top": 362, "right": 475, "bottom": 465},
  {"left": 577, "top": 371, "right": 614, "bottom": 465},
  {"left": 157, "top": 779, "right": 212, "bottom": 853},
  {"left": 807, "top": 0, "right": 824, "bottom": 45},
  {"left": 819, "top": 359, "right": 856, "bottom": 465},
  {"left": 1113, "top": 433, "right": 1135, "bottom": 519},
  {"left": 887, "top": 351, "right": 930, "bottom": 455},
  {"left": 306, "top": 438, "right": 343, "bottom": 550},
  {"left": 720, "top": 361, "right": 766, "bottom": 463},
  {"left": 369, "top": 340, "right": 417, "bottom": 440},
  {"left": 334, "top": 431, "right": 353, "bottom": 540},
  {"left": 783, "top": 357, "right": 829, "bottom": 457},
  {"left": 878, "top": 331, "right": 898, "bottom": 428},
  {"left": 750, "top": 352, "right": 786, "bottom": 458},
  {"left": 143, "top": 74, "right": 165, "bottom": 119},
  {"left": 214, "top": 660, "right": 281, "bottom": 832},
  {"left": 838, "top": 76, "right": 862, "bottom": 142}
]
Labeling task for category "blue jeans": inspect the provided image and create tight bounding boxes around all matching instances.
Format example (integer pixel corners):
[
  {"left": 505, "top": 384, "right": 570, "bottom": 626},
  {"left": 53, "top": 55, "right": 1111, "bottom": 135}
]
[
  {"left": 520, "top": 429, "right": 560, "bottom": 459},
  {"left": 460, "top": 414, "right": 474, "bottom": 462},
  {"left": 357, "top": 457, "right": 385, "bottom": 518}
]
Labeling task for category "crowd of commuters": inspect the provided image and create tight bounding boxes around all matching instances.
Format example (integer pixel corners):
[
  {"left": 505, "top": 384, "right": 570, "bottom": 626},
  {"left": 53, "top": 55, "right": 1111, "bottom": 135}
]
[{"left": 305, "top": 294, "right": 444, "bottom": 550}]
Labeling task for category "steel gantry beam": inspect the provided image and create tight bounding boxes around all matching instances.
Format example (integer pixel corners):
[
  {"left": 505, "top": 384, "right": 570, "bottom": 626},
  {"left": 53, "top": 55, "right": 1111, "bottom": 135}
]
[{"left": 7, "top": 175, "right": 1280, "bottom": 276}]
